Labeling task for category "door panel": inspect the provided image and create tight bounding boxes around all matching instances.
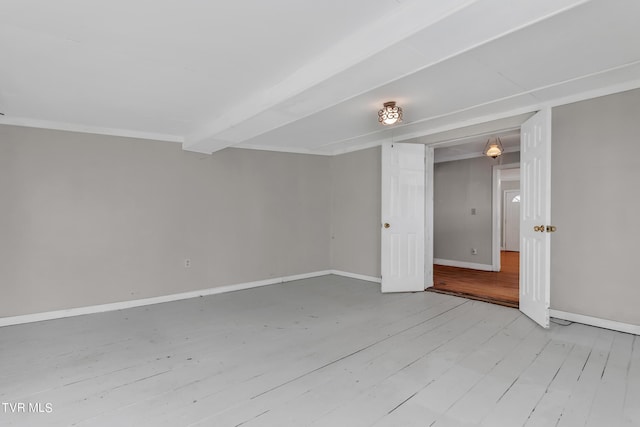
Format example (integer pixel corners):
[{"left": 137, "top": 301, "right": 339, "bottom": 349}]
[
  {"left": 381, "top": 142, "right": 425, "bottom": 293},
  {"left": 520, "top": 109, "right": 551, "bottom": 328}
]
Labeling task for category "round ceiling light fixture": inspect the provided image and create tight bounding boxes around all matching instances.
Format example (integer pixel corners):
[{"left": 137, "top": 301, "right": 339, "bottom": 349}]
[
  {"left": 378, "top": 101, "right": 403, "bottom": 125},
  {"left": 484, "top": 137, "right": 504, "bottom": 159}
]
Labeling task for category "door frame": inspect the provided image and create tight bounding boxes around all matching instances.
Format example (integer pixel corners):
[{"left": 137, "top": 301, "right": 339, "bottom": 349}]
[{"left": 491, "top": 163, "right": 520, "bottom": 272}]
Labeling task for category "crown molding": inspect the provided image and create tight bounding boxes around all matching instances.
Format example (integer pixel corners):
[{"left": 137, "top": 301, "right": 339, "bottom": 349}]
[{"left": 0, "top": 116, "right": 183, "bottom": 143}]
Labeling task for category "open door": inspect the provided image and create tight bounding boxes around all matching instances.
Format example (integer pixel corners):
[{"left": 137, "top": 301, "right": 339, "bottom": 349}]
[
  {"left": 381, "top": 142, "right": 425, "bottom": 292},
  {"left": 520, "top": 108, "right": 552, "bottom": 328}
]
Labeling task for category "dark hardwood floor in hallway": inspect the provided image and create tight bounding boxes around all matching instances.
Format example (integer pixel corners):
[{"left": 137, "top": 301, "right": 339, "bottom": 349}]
[{"left": 429, "top": 251, "right": 519, "bottom": 308}]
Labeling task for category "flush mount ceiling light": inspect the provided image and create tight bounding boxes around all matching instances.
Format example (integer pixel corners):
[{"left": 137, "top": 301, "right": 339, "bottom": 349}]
[
  {"left": 378, "top": 101, "right": 403, "bottom": 125},
  {"left": 484, "top": 136, "right": 504, "bottom": 158}
]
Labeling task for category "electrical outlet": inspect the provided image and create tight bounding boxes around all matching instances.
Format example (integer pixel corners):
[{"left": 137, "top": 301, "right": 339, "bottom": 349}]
[
  {"left": 471, "top": 248, "right": 478, "bottom": 255},
  {"left": 184, "top": 259, "right": 191, "bottom": 268},
  {"left": 471, "top": 208, "right": 476, "bottom": 215}
]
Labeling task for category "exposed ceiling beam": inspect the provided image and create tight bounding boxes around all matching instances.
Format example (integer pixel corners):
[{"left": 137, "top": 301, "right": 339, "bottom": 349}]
[
  {"left": 182, "top": 0, "right": 590, "bottom": 154},
  {"left": 182, "top": 0, "right": 478, "bottom": 153}
]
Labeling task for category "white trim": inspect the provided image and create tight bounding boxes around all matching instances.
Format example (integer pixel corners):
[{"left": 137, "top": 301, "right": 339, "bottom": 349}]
[
  {"left": 330, "top": 270, "right": 382, "bottom": 283},
  {"left": 234, "top": 143, "right": 332, "bottom": 156},
  {"left": 0, "top": 117, "right": 184, "bottom": 143},
  {"left": 0, "top": 270, "right": 331, "bottom": 328},
  {"left": 283, "top": 271, "right": 333, "bottom": 282},
  {"left": 310, "top": 138, "right": 386, "bottom": 157},
  {"left": 550, "top": 310, "right": 640, "bottom": 336},
  {"left": 433, "top": 258, "right": 494, "bottom": 272}
]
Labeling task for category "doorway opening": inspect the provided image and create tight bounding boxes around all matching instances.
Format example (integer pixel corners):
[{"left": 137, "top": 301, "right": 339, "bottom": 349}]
[
  {"left": 430, "top": 251, "right": 519, "bottom": 307},
  {"left": 381, "top": 108, "right": 551, "bottom": 327},
  {"left": 427, "top": 133, "right": 521, "bottom": 307}
]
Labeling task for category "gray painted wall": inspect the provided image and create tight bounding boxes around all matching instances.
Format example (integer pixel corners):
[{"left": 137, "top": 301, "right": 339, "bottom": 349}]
[
  {"left": 4, "top": 88, "right": 640, "bottom": 327},
  {"left": 0, "top": 125, "right": 331, "bottom": 317},
  {"left": 501, "top": 180, "right": 520, "bottom": 192},
  {"left": 551, "top": 88, "right": 640, "bottom": 325},
  {"left": 329, "top": 147, "right": 381, "bottom": 277},
  {"left": 433, "top": 153, "right": 520, "bottom": 265}
]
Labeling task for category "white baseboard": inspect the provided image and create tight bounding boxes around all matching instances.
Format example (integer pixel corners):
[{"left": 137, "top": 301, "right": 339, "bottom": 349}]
[
  {"left": 330, "top": 270, "right": 382, "bottom": 283},
  {"left": 0, "top": 270, "right": 331, "bottom": 328},
  {"left": 433, "top": 258, "right": 494, "bottom": 272},
  {"left": 550, "top": 309, "right": 640, "bottom": 335},
  {"left": 281, "top": 270, "right": 332, "bottom": 282}
]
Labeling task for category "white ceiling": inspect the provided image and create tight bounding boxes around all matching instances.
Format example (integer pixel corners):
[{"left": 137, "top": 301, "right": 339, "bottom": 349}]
[{"left": 1, "top": 0, "right": 640, "bottom": 156}]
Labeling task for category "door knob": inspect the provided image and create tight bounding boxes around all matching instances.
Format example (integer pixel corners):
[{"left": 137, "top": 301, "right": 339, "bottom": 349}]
[
  {"left": 546, "top": 225, "right": 557, "bottom": 232},
  {"left": 383, "top": 223, "right": 390, "bottom": 229},
  {"left": 533, "top": 225, "right": 545, "bottom": 232}
]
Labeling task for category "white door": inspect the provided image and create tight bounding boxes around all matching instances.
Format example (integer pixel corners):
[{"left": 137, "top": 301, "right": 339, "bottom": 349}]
[
  {"left": 520, "top": 108, "right": 552, "bottom": 328},
  {"left": 504, "top": 189, "right": 520, "bottom": 252},
  {"left": 381, "top": 142, "right": 425, "bottom": 292}
]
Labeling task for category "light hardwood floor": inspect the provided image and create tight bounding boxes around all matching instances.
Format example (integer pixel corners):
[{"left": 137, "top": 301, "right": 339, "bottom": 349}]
[{"left": 0, "top": 275, "right": 638, "bottom": 426}]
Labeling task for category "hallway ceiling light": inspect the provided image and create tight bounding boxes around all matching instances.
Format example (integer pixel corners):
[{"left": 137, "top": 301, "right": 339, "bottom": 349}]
[
  {"left": 378, "top": 101, "right": 403, "bottom": 125},
  {"left": 484, "top": 137, "right": 504, "bottom": 158}
]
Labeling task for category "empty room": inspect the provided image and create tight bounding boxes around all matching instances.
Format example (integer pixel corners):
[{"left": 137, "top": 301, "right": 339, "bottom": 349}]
[{"left": 1, "top": 1, "right": 639, "bottom": 426}]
